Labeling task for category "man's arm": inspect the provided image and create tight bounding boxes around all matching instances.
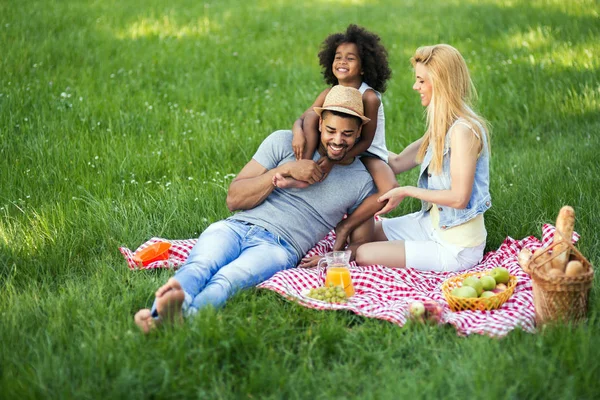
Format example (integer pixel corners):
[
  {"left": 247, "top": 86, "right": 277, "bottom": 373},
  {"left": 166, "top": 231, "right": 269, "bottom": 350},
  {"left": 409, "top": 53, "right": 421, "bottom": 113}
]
[
  {"left": 226, "top": 159, "right": 323, "bottom": 211},
  {"left": 345, "top": 216, "right": 375, "bottom": 260}
]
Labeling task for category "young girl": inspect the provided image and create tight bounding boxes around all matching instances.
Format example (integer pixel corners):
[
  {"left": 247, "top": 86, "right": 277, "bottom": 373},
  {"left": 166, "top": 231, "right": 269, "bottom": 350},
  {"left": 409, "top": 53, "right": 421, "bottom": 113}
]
[
  {"left": 355, "top": 44, "right": 491, "bottom": 272},
  {"left": 276, "top": 24, "right": 398, "bottom": 254}
]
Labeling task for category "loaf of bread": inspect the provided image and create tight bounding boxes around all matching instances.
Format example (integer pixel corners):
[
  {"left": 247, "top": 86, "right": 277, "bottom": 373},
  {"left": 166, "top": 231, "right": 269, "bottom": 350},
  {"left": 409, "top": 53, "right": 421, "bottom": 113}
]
[
  {"left": 518, "top": 248, "right": 533, "bottom": 273},
  {"left": 565, "top": 260, "right": 585, "bottom": 277},
  {"left": 550, "top": 206, "right": 575, "bottom": 271}
]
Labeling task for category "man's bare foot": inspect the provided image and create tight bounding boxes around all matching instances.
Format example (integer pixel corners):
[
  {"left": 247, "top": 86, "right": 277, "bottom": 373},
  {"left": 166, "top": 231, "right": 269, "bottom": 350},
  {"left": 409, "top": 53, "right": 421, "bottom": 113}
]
[
  {"left": 134, "top": 309, "right": 158, "bottom": 334},
  {"left": 156, "top": 278, "right": 185, "bottom": 326},
  {"left": 273, "top": 172, "right": 309, "bottom": 189}
]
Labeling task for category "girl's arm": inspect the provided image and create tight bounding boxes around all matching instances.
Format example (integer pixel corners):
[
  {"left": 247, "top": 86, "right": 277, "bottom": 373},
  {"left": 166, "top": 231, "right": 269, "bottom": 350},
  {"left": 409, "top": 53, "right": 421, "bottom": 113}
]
[
  {"left": 292, "top": 88, "right": 330, "bottom": 160},
  {"left": 376, "top": 124, "right": 481, "bottom": 215},
  {"left": 387, "top": 137, "right": 424, "bottom": 174}
]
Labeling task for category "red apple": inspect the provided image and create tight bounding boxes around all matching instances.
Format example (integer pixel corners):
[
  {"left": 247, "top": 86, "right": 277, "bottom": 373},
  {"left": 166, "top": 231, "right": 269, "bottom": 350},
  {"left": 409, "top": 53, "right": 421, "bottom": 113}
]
[
  {"left": 493, "top": 283, "right": 507, "bottom": 293},
  {"left": 409, "top": 301, "right": 425, "bottom": 318}
]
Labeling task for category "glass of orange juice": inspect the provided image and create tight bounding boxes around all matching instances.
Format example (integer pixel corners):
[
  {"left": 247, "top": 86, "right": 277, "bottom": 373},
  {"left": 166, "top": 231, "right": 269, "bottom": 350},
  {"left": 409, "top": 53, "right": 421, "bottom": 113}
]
[{"left": 318, "top": 251, "right": 355, "bottom": 297}]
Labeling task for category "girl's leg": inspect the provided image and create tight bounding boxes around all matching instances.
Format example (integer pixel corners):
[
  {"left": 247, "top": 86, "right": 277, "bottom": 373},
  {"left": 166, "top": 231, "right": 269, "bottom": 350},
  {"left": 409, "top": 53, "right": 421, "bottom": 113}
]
[
  {"left": 302, "top": 120, "right": 320, "bottom": 160},
  {"left": 333, "top": 157, "right": 398, "bottom": 250}
]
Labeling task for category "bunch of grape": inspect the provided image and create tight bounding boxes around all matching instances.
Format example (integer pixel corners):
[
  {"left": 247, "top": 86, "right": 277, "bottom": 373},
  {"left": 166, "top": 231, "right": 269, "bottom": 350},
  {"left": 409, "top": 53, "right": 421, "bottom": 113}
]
[{"left": 307, "top": 285, "right": 347, "bottom": 303}]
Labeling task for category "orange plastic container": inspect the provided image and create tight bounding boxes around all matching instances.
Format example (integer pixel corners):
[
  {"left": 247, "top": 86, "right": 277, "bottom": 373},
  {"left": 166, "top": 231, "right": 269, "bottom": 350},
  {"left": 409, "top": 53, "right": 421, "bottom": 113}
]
[{"left": 133, "top": 242, "right": 171, "bottom": 267}]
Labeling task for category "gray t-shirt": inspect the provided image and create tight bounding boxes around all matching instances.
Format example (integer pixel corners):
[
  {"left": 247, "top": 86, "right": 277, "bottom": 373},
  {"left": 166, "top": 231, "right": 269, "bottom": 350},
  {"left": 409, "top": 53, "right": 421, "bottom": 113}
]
[{"left": 229, "top": 130, "right": 376, "bottom": 259}]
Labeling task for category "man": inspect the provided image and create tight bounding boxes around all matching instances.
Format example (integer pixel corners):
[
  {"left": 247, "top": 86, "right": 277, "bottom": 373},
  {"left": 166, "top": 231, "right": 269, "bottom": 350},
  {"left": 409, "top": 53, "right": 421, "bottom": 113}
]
[{"left": 135, "top": 85, "right": 376, "bottom": 333}]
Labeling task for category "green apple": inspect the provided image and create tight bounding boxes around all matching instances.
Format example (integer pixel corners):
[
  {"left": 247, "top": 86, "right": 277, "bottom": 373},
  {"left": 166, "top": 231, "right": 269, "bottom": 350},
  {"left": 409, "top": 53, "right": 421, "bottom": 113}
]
[
  {"left": 462, "top": 276, "right": 484, "bottom": 296},
  {"left": 452, "top": 286, "right": 478, "bottom": 298},
  {"left": 480, "top": 275, "right": 497, "bottom": 291},
  {"left": 480, "top": 291, "right": 496, "bottom": 298},
  {"left": 490, "top": 267, "right": 510, "bottom": 284}
]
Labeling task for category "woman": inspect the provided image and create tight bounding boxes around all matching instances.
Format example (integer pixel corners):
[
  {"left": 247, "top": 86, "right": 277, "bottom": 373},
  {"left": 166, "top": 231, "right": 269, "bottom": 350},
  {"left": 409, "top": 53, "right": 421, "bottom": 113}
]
[{"left": 355, "top": 44, "right": 491, "bottom": 272}]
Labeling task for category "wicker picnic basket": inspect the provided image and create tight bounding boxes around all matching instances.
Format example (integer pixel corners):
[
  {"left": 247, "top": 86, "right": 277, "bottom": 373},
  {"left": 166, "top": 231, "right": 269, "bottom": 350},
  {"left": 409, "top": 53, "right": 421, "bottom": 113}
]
[
  {"left": 528, "top": 235, "right": 594, "bottom": 325},
  {"left": 442, "top": 270, "right": 517, "bottom": 312}
]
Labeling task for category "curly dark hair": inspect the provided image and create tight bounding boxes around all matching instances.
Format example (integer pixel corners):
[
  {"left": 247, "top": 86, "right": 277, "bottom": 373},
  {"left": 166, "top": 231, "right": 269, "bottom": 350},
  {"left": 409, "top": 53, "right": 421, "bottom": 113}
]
[{"left": 318, "top": 24, "right": 392, "bottom": 93}]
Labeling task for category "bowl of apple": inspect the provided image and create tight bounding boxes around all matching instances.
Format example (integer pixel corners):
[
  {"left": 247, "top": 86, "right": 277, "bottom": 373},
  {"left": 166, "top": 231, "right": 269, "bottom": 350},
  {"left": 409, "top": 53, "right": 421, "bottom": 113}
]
[{"left": 442, "top": 267, "right": 517, "bottom": 312}]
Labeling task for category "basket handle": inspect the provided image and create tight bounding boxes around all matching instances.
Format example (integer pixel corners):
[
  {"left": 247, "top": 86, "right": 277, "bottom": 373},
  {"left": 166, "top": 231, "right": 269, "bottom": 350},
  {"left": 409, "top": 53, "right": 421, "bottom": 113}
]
[{"left": 531, "top": 229, "right": 592, "bottom": 273}]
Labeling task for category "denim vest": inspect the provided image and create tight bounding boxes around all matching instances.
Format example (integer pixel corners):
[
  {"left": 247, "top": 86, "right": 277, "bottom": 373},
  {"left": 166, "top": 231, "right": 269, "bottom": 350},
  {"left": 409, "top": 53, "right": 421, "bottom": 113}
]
[{"left": 417, "top": 119, "right": 491, "bottom": 230}]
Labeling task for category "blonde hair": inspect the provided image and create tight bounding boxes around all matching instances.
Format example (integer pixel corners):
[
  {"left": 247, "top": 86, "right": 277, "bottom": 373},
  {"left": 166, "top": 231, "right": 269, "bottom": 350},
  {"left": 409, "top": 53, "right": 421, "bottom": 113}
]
[{"left": 411, "top": 44, "right": 490, "bottom": 173}]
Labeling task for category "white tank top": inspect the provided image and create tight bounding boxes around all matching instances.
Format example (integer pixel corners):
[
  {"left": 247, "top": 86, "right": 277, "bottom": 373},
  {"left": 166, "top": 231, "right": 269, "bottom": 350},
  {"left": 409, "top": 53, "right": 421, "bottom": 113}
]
[{"left": 358, "top": 82, "right": 388, "bottom": 162}]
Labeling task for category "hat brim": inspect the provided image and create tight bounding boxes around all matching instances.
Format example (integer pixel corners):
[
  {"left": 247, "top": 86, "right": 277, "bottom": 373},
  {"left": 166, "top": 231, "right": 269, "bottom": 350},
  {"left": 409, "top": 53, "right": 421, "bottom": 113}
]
[{"left": 314, "top": 106, "right": 371, "bottom": 125}]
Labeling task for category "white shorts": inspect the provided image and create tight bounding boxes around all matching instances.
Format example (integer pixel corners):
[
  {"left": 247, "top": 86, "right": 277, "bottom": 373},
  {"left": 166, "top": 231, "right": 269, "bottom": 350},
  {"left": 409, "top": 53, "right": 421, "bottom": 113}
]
[{"left": 381, "top": 211, "right": 485, "bottom": 272}]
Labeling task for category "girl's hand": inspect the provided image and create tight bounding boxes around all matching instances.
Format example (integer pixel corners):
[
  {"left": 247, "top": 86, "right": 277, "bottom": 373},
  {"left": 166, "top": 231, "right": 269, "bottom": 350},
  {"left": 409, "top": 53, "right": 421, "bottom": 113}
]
[
  {"left": 375, "top": 187, "right": 408, "bottom": 216},
  {"left": 292, "top": 131, "right": 306, "bottom": 160},
  {"left": 316, "top": 157, "right": 334, "bottom": 181}
]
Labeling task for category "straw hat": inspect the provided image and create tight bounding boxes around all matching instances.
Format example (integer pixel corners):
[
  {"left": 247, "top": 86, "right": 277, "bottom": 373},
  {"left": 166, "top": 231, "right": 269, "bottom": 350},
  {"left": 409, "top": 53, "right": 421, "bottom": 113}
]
[{"left": 314, "top": 85, "right": 371, "bottom": 124}]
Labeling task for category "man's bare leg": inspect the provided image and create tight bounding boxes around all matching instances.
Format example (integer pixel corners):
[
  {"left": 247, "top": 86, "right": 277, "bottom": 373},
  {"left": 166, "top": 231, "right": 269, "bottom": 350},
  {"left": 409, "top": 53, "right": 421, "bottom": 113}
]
[
  {"left": 134, "top": 309, "right": 157, "bottom": 334},
  {"left": 155, "top": 278, "right": 185, "bottom": 326},
  {"left": 272, "top": 172, "right": 309, "bottom": 189},
  {"left": 134, "top": 278, "right": 185, "bottom": 334}
]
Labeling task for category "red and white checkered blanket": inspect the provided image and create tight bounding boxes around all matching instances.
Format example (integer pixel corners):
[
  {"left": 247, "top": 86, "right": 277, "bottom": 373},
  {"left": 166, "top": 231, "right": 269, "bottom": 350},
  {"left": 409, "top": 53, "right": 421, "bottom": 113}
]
[{"left": 119, "top": 223, "right": 578, "bottom": 337}]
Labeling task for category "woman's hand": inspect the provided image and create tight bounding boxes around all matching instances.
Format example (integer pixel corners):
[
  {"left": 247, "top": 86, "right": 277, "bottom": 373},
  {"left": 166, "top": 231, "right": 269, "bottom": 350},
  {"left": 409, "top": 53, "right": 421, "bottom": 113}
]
[{"left": 375, "top": 187, "right": 410, "bottom": 216}]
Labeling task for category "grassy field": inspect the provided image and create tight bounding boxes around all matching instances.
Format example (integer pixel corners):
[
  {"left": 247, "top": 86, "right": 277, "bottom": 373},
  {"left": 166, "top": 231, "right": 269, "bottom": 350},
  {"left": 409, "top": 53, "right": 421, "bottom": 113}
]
[{"left": 1, "top": 0, "right": 599, "bottom": 398}]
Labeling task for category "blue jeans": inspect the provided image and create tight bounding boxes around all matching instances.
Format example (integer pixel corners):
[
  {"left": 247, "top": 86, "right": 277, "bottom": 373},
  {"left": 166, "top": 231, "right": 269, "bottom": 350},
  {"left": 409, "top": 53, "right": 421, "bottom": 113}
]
[{"left": 151, "top": 219, "right": 298, "bottom": 318}]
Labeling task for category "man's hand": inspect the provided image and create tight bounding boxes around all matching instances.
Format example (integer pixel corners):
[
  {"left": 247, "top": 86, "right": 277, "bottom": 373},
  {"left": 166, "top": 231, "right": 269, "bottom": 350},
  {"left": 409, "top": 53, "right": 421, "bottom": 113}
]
[
  {"left": 292, "top": 130, "right": 307, "bottom": 160},
  {"left": 289, "top": 159, "right": 323, "bottom": 184},
  {"left": 332, "top": 220, "right": 350, "bottom": 251},
  {"left": 298, "top": 254, "right": 321, "bottom": 268}
]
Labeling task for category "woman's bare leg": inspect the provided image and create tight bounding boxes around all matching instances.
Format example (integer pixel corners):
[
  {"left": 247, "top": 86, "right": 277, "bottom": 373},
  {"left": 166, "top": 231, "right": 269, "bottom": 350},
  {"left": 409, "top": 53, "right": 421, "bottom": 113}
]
[{"left": 355, "top": 240, "right": 407, "bottom": 268}]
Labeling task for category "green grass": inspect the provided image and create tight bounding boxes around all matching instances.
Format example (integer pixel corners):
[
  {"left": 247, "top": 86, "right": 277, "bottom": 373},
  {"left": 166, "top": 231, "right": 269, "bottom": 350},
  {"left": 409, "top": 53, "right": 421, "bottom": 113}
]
[{"left": 1, "top": 0, "right": 599, "bottom": 398}]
